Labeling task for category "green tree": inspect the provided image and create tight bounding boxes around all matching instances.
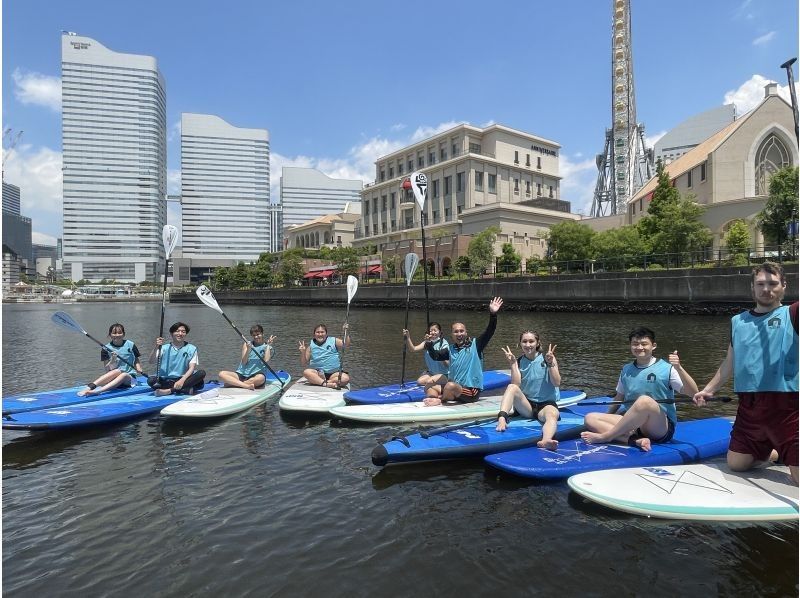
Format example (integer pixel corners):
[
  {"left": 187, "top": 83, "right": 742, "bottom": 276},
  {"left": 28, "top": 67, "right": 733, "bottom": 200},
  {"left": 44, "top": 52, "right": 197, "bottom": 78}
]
[
  {"left": 381, "top": 254, "right": 396, "bottom": 279},
  {"left": 213, "top": 266, "right": 232, "bottom": 290},
  {"left": 247, "top": 261, "right": 274, "bottom": 288},
  {"left": 278, "top": 249, "right": 304, "bottom": 287},
  {"left": 496, "top": 242, "right": 521, "bottom": 275},
  {"left": 331, "top": 246, "right": 361, "bottom": 278},
  {"left": 758, "top": 166, "right": 799, "bottom": 251},
  {"left": 546, "top": 221, "right": 596, "bottom": 262},
  {"left": 643, "top": 194, "right": 712, "bottom": 256},
  {"left": 591, "top": 226, "right": 650, "bottom": 267},
  {"left": 723, "top": 220, "right": 751, "bottom": 258},
  {"left": 466, "top": 225, "right": 499, "bottom": 276},
  {"left": 454, "top": 255, "right": 470, "bottom": 275}
]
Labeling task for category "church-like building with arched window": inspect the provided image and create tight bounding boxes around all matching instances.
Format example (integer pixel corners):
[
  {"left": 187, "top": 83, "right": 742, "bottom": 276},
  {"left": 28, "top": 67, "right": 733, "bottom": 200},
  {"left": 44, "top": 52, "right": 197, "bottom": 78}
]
[{"left": 626, "top": 82, "right": 797, "bottom": 252}]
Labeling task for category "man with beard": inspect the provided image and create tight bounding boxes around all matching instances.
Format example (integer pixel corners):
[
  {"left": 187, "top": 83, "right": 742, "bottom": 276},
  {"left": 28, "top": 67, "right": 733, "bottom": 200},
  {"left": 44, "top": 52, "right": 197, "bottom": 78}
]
[
  {"left": 423, "top": 297, "right": 503, "bottom": 406},
  {"left": 694, "top": 262, "right": 798, "bottom": 484}
]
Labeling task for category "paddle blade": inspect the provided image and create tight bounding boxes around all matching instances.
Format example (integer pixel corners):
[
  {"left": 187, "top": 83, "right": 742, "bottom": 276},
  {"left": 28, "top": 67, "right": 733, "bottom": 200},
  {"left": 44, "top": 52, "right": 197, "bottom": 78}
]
[
  {"left": 162, "top": 225, "right": 179, "bottom": 259},
  {"left": 404, "top": 253, "right": 420, "bottom": 286},
  {"left": 196, "top": 284, "right": 224, "bottom": 314},
  {"left": 51, "top": 311, "right": 86, "bottom": 334},
  {"left": 346, "top": 275, "right": 359, "bottom": 304},
  {"left": 410, "top": 171, "right": 428, "bottom": 211}
]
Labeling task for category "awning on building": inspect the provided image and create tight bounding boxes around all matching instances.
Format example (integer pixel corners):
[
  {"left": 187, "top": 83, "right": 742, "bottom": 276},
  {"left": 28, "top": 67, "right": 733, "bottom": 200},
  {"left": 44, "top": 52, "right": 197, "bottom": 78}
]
[{"left": 367, "top": 265, "right": 382, "bottom": 274}]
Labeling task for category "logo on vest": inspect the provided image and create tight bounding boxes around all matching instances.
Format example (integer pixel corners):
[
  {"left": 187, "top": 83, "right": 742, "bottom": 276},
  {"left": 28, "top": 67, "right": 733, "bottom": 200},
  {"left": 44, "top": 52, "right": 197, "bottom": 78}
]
[
  {"left": 647, "top": 373, "right": 657, "bottom": 382},
  {"left": 768, "top": 317, "right": 782, "bottom": 328}
]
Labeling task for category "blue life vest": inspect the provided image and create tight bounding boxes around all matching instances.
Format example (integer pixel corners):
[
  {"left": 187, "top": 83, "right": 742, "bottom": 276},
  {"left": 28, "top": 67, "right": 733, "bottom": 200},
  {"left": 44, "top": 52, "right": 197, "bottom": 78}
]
[
  {"left": 236, "top": 343, "right": 272, "bottom": 378},
  {"left": 103, "top": 340, "right": 138, "bottom": 375},
  {"left": 310, "top": 336, "right": 340, "bottom": 373},
  {"left": 518, "top": 353, "right": 560, "bottom": 403},
  {"left": 159, "top": 342, "right": 198, "bottom": 380},
  {"left": 424, "top": 338, "right": 450, "bottom": 375},
  {"left": 448, "top": 340, "right": 484, "bottom": 389},
  {"left": 618, "top": 358, "right": 676, "bottom": 424},
  {"left": 732, "top": 305, "right": 799, "bottom": 392}
]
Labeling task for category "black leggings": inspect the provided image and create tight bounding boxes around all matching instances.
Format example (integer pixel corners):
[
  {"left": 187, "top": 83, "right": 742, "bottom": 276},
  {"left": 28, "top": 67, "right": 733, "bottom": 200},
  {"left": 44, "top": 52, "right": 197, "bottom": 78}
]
[{"left": 147, "top": 370, "right": 206, "bottom": 394}]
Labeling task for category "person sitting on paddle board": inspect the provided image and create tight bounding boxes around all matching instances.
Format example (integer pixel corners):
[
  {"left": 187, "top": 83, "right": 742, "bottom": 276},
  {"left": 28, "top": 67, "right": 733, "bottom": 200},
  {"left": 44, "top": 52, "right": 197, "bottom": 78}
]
[
  {"left": 147, "top": 322, "right": 206, "bottom": 396},
  {"left": 299, "top": 323, "right": 351, "bottom": 388},
  {"left": 402, "top": 322, "right": 449, "bottom": 392},
  {"left": 423, "top": 297, "right": 503, "bottom": 406},
  {"left": 77, "top": 323, "right": 144, "bottom": 397},
  {"left": 495, "top": 331, "right": 562, "bottom": 449},
  {"left": 580, "top": 326, "right": 698, "bottom": 451},
  {"left": 217, "top": 324, "right": 276, "bottom": 390}
]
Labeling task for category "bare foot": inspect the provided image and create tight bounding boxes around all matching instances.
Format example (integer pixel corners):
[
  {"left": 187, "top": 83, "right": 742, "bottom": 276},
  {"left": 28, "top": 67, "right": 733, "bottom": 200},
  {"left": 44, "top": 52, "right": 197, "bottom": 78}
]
[
  {"left": 246, "top": 383, "right": 255, "bottom": 391},
  {"left": 631, "top": 437, "right": 652, "bottom": 452},
  {"left": 155, "top": 388, "right": 172, "bottom": 396},
  {"left": 580, "top": 431, "right": 606, "bottom": 444},
  {"left": 537, "top": 438, "right": 559, "bottom": 450},
  {"left": 496, "top": 421, "right": 507, "bottom": 432},
  {"left": 77, "top": 388, "right": 91, "bottom": 397},
  {"left": 423, "top": 397, "right": 442, "bottom": 407}
]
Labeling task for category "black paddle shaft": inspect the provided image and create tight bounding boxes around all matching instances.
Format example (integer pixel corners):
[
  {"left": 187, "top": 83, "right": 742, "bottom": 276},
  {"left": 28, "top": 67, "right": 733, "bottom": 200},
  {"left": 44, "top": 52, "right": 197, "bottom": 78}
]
[
  {"left": 399, "top": 285, "right": 412, "bottom": 388},
  {"left": 154, "top": 256, "right": 170, "bottom": 386},
  {"left": 220, "top": 312, "right": 284, "bottom": 387}
]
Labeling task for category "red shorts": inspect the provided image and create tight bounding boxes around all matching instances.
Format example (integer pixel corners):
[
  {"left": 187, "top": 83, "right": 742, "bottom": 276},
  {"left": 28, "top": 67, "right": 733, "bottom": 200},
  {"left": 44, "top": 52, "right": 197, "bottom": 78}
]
[{"left": 729, "top": 392, "right": 799, "bottom": 466}]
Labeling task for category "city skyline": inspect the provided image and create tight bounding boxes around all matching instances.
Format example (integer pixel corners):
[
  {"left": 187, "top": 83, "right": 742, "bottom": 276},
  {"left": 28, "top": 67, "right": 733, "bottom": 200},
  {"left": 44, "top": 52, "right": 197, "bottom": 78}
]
[{"left": 3, "top": 0, "right": 798, "bottom": 246}]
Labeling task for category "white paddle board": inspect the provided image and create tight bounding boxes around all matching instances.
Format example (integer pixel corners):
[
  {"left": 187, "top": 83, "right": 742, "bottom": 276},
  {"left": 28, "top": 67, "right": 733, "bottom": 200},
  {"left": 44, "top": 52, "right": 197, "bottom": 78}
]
[
  {"left": 568, "top": 463, "right": 799, "bottom": 521},
  {"left": 161, "top": 374, "right": 289, "bottom": 418},
  {"left": 330, "top": 391, "right": 587, "bottom": 424},
  {"left": 278, "top": 377, "right": 349, "bottom": 413}
]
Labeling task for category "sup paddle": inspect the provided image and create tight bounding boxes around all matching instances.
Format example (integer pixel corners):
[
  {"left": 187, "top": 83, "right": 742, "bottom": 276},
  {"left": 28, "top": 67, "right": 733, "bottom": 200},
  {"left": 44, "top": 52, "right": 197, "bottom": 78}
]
[
  {"left": 51, "top": 311, "right": 147, "bottom": 376},
  {"left": 399, "top": 253, "right": 420, "bottom": 388},
  {"left": 195, "top": 284, "right": 285, "bottom": 388},
  {"left": 410, "top": 171, "right": 430, "bottom": 324},
  {"left": 337, "top": 275, "right": 359, "bottom": 388},
  {"left": 154, "top": 225, "right": 179, "bottom": 387},
  {"left": 570, "top": 396, "right": 733, "bottom": 407}
]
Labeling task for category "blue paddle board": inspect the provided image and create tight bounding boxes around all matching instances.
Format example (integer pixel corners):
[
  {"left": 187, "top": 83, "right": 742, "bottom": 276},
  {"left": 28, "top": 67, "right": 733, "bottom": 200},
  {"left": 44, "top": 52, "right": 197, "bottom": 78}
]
[
  {"left": 344, "top": 369, "right": 511, "bottom": 404},
  {"left": 484, "top": 417, "right": 733, "bottom": 479},
  {"left": 372, "top": 411, "right": 586, "bottom": 466},
  {"left": 2, "top": 381, "right": 222, "bottom": 430},
  {"left": 2, "top": 376, "right": 151, "bottom": 415}
]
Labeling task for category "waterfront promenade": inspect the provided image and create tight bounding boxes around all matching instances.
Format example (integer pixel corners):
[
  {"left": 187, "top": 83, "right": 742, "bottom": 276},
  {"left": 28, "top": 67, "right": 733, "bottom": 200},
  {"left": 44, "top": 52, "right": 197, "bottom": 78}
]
[{"left": 170, "top": 266, "right": 799, "bottom": 314}]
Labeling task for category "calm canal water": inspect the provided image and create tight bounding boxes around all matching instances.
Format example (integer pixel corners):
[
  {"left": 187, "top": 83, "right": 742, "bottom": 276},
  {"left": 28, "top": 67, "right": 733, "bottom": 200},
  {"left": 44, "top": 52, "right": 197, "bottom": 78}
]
[{"left": 2, "top": 302, "right": 797, "bottom": 597}]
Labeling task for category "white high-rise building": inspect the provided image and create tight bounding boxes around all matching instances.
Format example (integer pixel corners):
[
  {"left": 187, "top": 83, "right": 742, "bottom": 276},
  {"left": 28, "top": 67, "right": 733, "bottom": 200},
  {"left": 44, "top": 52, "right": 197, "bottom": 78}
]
[
  {"left": 280, "top": 167, "right": 362, "bottom": 234},
  {"left": 181, "top": 113, "right": 270, "bottom": 260},
  {"left": 61, "top": 33, "right": 166, "bottom": 282}
]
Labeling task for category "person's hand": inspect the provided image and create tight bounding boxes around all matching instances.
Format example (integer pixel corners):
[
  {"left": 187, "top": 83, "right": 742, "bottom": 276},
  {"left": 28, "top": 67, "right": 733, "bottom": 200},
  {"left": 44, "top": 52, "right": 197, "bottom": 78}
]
[
  {"left": 501, "top": 345, "right": 516, "bottom": 364},
  {"left": 298, "top": 340, "right": 306, "bottom": 352},
  {"left": 668, "top": 350, "right": 681, "bottom": 368},
  {"left": 173, "top": 380, "right": 184, "bottom": 390},
  {"left": 489, "top": 297, "right": 503, "bottom": 313},
  {"left": 545, "top": 344, "right": 557, "bottom": 367},
  {"left": 267, "top": 335, "right": 277, "bottom": 344},
  {"left": 693, "top": 389, "right": 712, "bottom": 407},
  {"left": 155, "top": 337, "right": 164, "bottom": 346},
  {"left": 342, "top": 322, "right": 349, "bottom": 331},
  {"left": 402, "top": 329, "right": 409, "bottom": 338}
]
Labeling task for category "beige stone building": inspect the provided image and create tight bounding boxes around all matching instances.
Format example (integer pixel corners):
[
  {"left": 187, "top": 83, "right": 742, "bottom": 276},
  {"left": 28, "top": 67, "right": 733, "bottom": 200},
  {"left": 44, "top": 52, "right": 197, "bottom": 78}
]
[
  {"left": 353, "top": 123, "right": 581, "bottom": 274},
  {"left": 284, "top": 205, "right": 361, "bottom": 250},
  {"left": 627, "top": 84, "right": 797, "bottom": 251}
]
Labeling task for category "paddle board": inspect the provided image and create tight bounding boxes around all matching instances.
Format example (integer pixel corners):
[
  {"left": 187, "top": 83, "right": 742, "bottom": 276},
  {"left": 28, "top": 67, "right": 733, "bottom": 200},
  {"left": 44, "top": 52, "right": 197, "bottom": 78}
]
[
  {"left": 371, "top": 411, "right": 586, "bottom": 466},
  {"left": 330, "top": 390, "right": 587, "bottom": 424},
  {"left": 568, "top": 463, "right": 799, "bottom": 521},
  {"left": 344, "top": 369, "right": 512, "bottom": 404},
  {"left": 485, "top": 417, "right": 733, "bottom": 479},
  {"left": 2, "top": 376, "right": 151, "bottom": 415},
  {"left": 2, "top": 382, "right": 222, "bottom": 430},
  {"left": 161, "top": 371, "right": 290, "bottom": 418},
  {"left": 278, "top": 377, "right": 349, "bottom": 413}
]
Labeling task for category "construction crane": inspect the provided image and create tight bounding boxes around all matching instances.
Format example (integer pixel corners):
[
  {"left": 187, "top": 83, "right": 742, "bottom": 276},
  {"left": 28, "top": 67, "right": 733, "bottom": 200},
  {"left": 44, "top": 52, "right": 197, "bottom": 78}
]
[{"left": 2, "top": 128, "right": 23, "bottom": 177}]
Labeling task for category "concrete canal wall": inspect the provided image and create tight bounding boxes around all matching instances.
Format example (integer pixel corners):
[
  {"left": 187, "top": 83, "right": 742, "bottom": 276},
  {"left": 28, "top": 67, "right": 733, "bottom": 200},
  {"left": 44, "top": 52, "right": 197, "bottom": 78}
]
[{"left": 170, "top": 266, "right": 799, "bottom": 315}]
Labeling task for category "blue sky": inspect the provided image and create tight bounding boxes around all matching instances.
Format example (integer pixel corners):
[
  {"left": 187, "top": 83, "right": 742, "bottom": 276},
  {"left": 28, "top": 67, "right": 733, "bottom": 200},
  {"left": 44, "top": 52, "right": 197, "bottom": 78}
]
[{"left": 3, "top": 0, "right": 798, "bottom": 245}]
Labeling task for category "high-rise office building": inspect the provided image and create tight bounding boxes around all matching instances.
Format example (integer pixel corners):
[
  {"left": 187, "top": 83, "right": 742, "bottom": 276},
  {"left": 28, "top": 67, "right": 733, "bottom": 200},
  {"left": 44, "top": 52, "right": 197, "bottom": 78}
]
[
  {"left": 61, "top": 33, "right": 166, "bottom": 282},
  {"left": 267, "top": 203, "right": 283, "bottom": 252},
  {"left": 280, "top": 167, "right": 362, "bottom": 233},
  {"left": 181, "top": 113, "right": 270, "bottom": 260},
  {"left": 2, "top": 182, "right": 21, "bottom": 215}
]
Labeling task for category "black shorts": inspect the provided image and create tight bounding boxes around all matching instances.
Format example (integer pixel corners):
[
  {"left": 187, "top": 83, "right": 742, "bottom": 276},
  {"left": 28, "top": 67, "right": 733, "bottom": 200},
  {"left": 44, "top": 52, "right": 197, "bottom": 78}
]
[
  {"left": 237, "top": 372, "right": 265, "bottom": 388},
  {"left": 526, "top": 399, "right": 560, "bottom": 421},
  {"left": 630, "top": 418, "right": 676, "bottom": 445},
  {"left": 456, "top": 387, "right": 480, "bottom": 403},
  {"left": 317, "top": 370, "right": 347, "bottom": 380}
]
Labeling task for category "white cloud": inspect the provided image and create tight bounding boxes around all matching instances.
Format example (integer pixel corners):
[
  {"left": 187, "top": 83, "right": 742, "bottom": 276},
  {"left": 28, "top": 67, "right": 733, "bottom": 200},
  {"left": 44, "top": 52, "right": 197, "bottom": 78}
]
[
  {"left": 645, "top": 130, "right": 667, "bottom": 149},
  {"left": 32, "top": 231, "right": 58, "bottom": 245},
  {"left": 390, "top": 123, "right": 406, "bottom": 132},
  {"left": 2, "top": 145, "right": 63, "bottom": 216},
  {"left": 724, "top": 74, "right": 800, "bottom": 114},
  {"left": 167, "top": 169, "right": 181, "bottom": 195},
  {"left": 12, "top": 69, "right": 61, "bottom": 112},
  {"left": 752, "top": 31, "right": 776, "bottom": 46},
  {"left": 168, "top": 120, "right": 181, "bottom": 142},
  {"left": 559, "top": 154, "right": 598, "bottom": 215}
]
